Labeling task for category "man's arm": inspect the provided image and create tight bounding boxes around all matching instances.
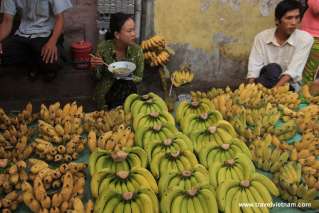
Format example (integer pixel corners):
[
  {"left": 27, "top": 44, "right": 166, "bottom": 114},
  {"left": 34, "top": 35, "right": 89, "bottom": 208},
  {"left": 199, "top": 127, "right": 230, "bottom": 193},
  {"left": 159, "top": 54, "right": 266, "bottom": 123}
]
[
  {"left": 0, "top": 13, "right": 14, "bottom": 54},
  {"left": 275, "top": 74, "right": 291, "bottom": 87},
  {"left": 41, "top": 13, "right": 64, "bottom": 63}
]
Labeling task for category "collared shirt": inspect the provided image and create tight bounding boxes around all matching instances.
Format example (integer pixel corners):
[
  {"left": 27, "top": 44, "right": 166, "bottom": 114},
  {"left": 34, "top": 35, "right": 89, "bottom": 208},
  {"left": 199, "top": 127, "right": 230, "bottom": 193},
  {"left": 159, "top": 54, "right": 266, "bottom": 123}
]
[
  {"left": 0, "top": 0, "right": 72, "bottom": 38},
  {"left": 247, "top": 28, "right": 314, "bottom": 82},
  {"left": 96, "top": 39, "right": 144, "bottom": 83}
]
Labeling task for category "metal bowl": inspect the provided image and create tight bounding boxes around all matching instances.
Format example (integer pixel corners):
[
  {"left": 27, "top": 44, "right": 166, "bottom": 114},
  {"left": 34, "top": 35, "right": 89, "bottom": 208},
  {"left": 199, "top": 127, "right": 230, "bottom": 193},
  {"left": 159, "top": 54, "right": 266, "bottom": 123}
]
[{"left": 108, "top": 61, "right": 136, "bottom": 77}]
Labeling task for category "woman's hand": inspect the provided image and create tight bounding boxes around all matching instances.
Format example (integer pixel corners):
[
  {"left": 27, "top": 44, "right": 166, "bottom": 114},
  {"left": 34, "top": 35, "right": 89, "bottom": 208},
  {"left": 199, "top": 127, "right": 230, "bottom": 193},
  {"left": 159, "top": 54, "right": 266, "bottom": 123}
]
[{"left": 90, "top": 54, "right": 104, "bottom": 70}]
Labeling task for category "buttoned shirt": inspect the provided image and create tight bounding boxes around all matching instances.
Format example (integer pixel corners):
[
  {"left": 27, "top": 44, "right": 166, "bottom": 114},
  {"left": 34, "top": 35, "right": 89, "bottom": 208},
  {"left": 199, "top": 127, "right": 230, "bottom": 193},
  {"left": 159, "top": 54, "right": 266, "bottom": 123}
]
[
  {"left": 96, "top": 39, "right": 144, "bottom": 83},
  {"left": 0, "top": 0, "right": 72, "bottom": 38},
  {"left": 247, "top": 28, "right": 314, "bottom": 82}
]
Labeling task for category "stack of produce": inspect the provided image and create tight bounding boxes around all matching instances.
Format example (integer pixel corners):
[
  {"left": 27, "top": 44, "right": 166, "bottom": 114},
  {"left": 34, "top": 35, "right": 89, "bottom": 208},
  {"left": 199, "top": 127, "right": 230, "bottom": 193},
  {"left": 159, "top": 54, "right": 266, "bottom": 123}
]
[
  {"left": 142, "top": 35, "right": 171, "bottom": 67},
  {"left": 170, "top": 64, "right": 195, "bottom": 87},
  {"left": 0, "top": 103, "right": 34, "bottom": 161}
]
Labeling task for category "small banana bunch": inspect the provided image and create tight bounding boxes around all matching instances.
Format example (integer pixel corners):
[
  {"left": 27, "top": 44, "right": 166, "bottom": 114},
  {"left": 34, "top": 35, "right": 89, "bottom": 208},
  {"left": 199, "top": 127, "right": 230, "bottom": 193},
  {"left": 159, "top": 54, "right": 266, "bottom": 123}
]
[
  {"left": 271, "top": 120, "right": 297, "bottom": 141},
  {"left": 191, "top": 87, "right": 231, "bottom": 100},
  {"left": 161, "top": 185, "right": 218, "bottom": 213},
  {"left": 0, "top": 161, "right": 28, "bottom": 212},
  {"left": 95, "top": 188, "right": 159, "bottom": 213},
  {"left": 23, "top": 161, "right": 92, "bottom": 213},
  {"left": 217, "top": 173, "right": 279, "bottom": 212},
  {"left": 142, "top": 35, "right": 172, "bottom": 67},
  {"left": 233, "top": 83, "right": 265, "bottom": 109},
  {"left": 265, "top": 84, "right": 300, "bottom": 109},
  {"left": 141, "top": 35, "right": 165, "bottom": 50},
  {"left": 40, "top": 102, "right": 84, "bottom": 136},
  {"left": 87, "top": 125, "right": 135, "bottom": 152},
  {"left": 211, "top": 94, "right": 243, "bottom": 119},
  {"left": 249, "top": 135, "right": 290, "bottom": 172},
  {"left": 84, "top": 106, "right": 132, "bottom": 135},
  {"left": 91, "top": 167, "right": 158, "bottom": 199},
  {"left": 171, "top": 64, "right": 194, "bottom": 87},
  {"left": 273, "top": 161, "right": 319, "bottom": 207},
  {"left": 296, "top": 104, "right": 319, "bottom": 132},
  {"left": 301, "top": 84, "right": 319, "bottom": 104},
  {"left": 89, "top": 147, "right": 147, "bottom": 175}
]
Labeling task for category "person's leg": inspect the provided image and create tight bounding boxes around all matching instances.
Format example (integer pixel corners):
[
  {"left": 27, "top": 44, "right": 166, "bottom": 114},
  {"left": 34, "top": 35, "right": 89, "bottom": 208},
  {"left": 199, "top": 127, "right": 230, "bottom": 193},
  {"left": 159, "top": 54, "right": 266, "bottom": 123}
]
[
  {"left": 105, "top": 80, "right": 137, "bottom": 109},
  {"left": 1, "top": 35, "right": 31, "bottom": 66},
  {"left": 29, "top": 35, "right": 64, "bottom": 81},
  {"left": 255, "top": 63, "right": 282, "bottom": 88}
]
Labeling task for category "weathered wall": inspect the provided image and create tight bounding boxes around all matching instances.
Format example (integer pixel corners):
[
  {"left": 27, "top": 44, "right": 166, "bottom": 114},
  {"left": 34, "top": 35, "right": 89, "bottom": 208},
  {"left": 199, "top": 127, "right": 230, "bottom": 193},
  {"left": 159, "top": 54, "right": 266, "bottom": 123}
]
[
  {"left": 150, "top": 0, "right": 280, "bottom": 89},
  {"left": 64, "top": 0, "right": 98, "bottom": 59}
]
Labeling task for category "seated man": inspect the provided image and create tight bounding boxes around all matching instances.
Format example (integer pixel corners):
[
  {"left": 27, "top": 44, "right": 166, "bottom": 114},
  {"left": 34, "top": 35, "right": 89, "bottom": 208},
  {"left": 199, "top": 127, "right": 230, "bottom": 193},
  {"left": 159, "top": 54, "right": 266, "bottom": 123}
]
[
  {"left": 247, "top": 0, "right": 313, "bottom": 90},
  {"left": 0, "top": 0, "right": 72, "bottom": 81}
]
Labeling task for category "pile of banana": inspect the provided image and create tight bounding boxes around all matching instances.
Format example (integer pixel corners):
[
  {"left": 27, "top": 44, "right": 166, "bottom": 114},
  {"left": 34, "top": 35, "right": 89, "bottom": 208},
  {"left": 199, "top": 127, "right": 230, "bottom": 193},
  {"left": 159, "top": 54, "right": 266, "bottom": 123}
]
[
  {"left": 23, "top": 160, "right": 92, "bottom": 212},
  {"left": 232, "top": 83, "right": 266, "bottom": 109},
  {"left": 158, "top": 164, "right": 209, "bottom": 194},
  {"left": 171, "top": 64, "right": 194, "bottom": 87},
  {"left": 83, "top": 106, "right": 132, "bottom": 134},
  {"left": 89, "top": 147, "right": 147, "bottom": 175},
  {"left": 301, "top": 84, "right": 319, "bottom": 104},
  {"left": 296, "top": 104, "right": 319, "bottom": 133},
  {"left": 0, "top": 104, "right": 34, "bottom": 161},
  {"left": 249, "top": 135, "right": 290, "bottom": 172},
  {"left": 161, "top": 185, "right": 218, "bottom": 213},
  {"left": 142, "top": 35, "right": 171, "bottom": 67},
  {"left": 191, "top": 87, "right": 232, "bottom": 100},
  {"left": 95, "top": 188, "right": 159, "bottom": 213},
  {"left": 271, "top": 120, "right": 298, "bottom": 141},
  {"left": 0, "top": 160, "right": 28, "bottom": 212},
  {"left": 87, "top": 125, "right": 135, "bottom": 152},
  {"left": 198, "top": 138, "right": 251, "bottom": 168},
  {"left": 273, "top": 161, "right": 319, "bottom": 207},
  {"left": 217, "top": 173, "right": 279, "bottom": 213},
  {"left": 133, "top": 111, "right": 175, "bottom": 130},
  {"left": 39, "top": 102, "right": 84, "bottom": 136},
  {"left": 91, "top": 167, "right": 158, "bottom": 198},
  {"left": 124, "top": 92, "right": 168, "bottom": 118},
  {"left": 189, "top": 120, "right": 238, "bottom": 153},
  {"left": 211, "top": 94, "right": 244, "bottom": 120},
  {"left": 175, "top": 98, "right": 214, "bottom": 124},
  {"left": 265, "top": 84, "right": 301, "bottom": 109}
]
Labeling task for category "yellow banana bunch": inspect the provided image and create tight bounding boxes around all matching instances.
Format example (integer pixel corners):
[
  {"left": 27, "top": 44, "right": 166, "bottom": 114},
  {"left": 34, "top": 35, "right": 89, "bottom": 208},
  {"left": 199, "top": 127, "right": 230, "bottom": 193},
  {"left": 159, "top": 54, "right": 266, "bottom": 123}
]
[
  {"left": 171, "top": 64, "right": 194, "bottom": 87},
  {"left": 83, "top": 106, "right": 132, "bottom": 134},
  {"left": 141, "top": 35, "right": 166, "bottom": 50},
  {"left": 233, "top": 83, "right": 265, "bottom": 109}
]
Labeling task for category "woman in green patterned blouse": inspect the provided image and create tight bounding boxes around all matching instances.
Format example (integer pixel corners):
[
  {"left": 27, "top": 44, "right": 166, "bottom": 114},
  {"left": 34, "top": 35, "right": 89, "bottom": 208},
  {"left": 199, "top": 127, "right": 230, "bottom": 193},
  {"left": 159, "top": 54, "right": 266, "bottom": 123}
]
[{"left": 90, "top": 13, "right": 144, "bottom": 109}]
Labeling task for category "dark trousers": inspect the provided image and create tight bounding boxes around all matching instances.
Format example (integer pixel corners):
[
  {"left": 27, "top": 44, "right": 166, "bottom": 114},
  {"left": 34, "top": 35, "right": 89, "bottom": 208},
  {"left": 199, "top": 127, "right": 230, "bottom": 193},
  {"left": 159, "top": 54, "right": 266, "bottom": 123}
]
[
  {"left": 1, "top": 34, "right": 63, "bottom": 73},
  {"left": 105, "top": 79, "right": 137, "bottom": 109},
  {"left": 255, "top": 63, "right": 282, "bottom": 88}
]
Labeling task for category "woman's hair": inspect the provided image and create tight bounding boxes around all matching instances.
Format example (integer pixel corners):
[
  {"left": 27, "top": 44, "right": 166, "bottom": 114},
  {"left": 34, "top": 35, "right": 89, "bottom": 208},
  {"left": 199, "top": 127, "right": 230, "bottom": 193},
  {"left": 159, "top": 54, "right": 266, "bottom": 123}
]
[
  {"left": 275, "top": 0, "right": 302, "bottom": 22},
  {"left": 105, "top": 12, "right": 133, "bottom": 40}
]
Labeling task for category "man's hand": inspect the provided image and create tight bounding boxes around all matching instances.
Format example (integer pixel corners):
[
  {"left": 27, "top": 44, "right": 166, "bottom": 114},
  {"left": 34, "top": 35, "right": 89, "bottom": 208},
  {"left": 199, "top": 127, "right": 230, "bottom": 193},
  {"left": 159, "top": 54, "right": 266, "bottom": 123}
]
[
  {"left": 41, "top": 40, "right": 58, "bottom": 64},
  {"left": 247, "top": 78, "right": 255, "bottom": 84},
  {"left": 275, "top": 75, "right": 291, "bottom": 87}
]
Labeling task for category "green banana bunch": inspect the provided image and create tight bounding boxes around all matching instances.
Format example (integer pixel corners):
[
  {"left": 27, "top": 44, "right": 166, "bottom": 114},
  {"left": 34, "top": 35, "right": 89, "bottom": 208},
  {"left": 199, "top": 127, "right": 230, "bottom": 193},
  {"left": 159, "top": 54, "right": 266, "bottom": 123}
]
[
  {"left": 158, "top": 164, "right": 209, "bottom": 194},
  {"left": 180, "top": 110, "right": 223, "bottom": 136},
  {"left": 150, "top": 150, "right": 198, "bottom": 179},
  {"left": 217, "top": 173, "right": 278, "bottom": 213},
  {"left": 175, "top": 98, "right": 214, "bottom": 124},
  {"left": 133, "top": 111, "right": 175, "bottom": 131},
  {"left": 89, "top": 147, "right": 147, "bottom": 175},
  {"left": 95, "top": 188, "right": 159, "bottom": 213},
  {"left": 124, "top": 92, "right": 168, "bottom": 117},
  {"left": 190, "top": 119, "right": 238, "bottom": 153},
  {"left": 91, "top": 167, "right": 158, "bottom": 198},
  {"left": 199, "top": 138, "right": 251, "bottom": 168},
  {"left": 135, "top": 123, "right": 178, "bottom": 148},
  {"left": 160, "top": 184, "right": 218, "bottom": 213},
  {"left": 209, "top": 153, "right": 255, "bottom": 188},
  {"left": 146, "top": 131, "right": 193, "bottom": 160}
]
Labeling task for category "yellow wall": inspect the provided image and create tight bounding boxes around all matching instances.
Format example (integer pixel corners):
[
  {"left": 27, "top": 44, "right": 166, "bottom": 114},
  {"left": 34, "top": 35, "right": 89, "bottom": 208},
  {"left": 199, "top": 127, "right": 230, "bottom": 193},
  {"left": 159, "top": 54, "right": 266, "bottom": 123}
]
[{"left": 154, "top": 0, "right": 275, "bottom": 60}]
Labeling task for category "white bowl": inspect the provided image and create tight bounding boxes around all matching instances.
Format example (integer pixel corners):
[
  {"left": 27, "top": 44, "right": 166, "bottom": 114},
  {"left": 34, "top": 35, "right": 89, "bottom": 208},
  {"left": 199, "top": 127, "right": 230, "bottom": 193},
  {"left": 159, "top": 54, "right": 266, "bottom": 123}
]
[{"left": 108, "top": 61, "right": 136, "bottom": 77}]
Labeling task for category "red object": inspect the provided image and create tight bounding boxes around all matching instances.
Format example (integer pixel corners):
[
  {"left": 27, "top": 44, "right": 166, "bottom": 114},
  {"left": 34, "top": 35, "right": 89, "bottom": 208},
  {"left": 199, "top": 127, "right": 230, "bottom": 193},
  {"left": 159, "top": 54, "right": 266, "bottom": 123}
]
[{"left": 71, "top": 41, "right": 93, "bottom": 70}]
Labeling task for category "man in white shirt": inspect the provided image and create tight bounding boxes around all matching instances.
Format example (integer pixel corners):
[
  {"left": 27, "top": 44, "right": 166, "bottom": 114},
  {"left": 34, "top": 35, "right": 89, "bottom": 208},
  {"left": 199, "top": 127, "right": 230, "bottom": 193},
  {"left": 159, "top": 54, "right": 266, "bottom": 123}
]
[
  {"left": 0, "top": 0, "right": 72, "bottom": 81},
  {"left": 247, "top": 0, "right": 313, "bottom": 90}
]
